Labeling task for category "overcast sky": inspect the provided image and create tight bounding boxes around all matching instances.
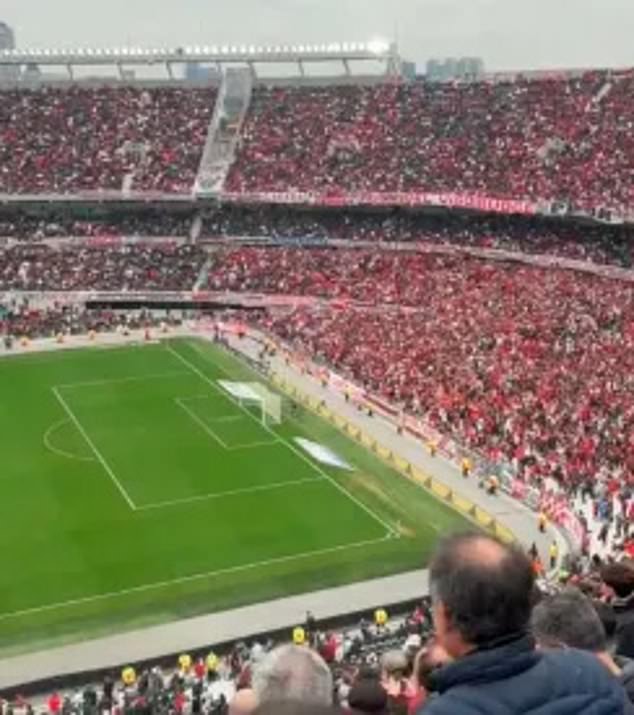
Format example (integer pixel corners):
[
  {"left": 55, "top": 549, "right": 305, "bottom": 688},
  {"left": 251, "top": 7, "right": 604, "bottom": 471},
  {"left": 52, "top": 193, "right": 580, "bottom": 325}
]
[{"left": 2, "top": 0, "right": 633, "bottom": 71}]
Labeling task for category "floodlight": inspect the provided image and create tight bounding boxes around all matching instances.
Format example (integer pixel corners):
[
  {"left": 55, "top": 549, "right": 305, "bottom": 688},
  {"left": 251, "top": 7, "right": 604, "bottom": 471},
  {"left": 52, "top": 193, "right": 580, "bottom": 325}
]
[{"left": 367, "top": 38, "right": 390, "bottom": 54}]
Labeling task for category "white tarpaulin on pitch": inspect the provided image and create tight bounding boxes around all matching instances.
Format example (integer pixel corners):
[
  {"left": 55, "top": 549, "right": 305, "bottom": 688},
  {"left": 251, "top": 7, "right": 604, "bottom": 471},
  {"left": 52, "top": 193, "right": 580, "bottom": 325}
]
[{"left": 294, "top": 438, "right": 354, "bottom": 471}]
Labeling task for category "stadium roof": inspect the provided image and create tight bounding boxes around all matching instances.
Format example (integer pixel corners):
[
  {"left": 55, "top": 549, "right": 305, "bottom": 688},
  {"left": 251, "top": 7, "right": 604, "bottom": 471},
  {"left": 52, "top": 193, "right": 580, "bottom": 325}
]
[{"left": 0, "top": 40, "right": 398, "bottom": 66}]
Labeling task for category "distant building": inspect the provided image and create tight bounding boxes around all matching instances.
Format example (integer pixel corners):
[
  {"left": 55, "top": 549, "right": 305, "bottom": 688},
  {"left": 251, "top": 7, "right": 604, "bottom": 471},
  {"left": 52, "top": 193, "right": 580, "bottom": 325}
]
[
  {"left": 0, "top": 22, "right": 19, "bottom": 83},
  {"left": 426, "top": 57, "right": 485, "bottom": 83},
  {"left": 0, "top": 22, "right": 14, "bottom": 50},
  {"left": 185, "top": 62, "right": 219, "bottom": 83}
]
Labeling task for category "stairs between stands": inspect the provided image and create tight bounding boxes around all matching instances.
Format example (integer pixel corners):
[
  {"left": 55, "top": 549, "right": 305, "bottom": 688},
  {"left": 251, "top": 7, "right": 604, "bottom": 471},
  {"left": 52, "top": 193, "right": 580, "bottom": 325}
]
[{"left": 194, "top": 68, "right": 254, "bottom": 196}]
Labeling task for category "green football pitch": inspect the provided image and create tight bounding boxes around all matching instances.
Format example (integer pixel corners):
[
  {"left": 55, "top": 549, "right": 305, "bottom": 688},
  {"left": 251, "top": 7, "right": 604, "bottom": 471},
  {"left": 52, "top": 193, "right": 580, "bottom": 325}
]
[{"left": 0, "top": 337, "right": 469, "bottom": 655}]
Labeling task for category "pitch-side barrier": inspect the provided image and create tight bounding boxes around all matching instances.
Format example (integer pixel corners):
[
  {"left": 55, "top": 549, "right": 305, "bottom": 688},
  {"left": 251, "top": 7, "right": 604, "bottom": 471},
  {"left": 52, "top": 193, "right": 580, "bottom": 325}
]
[{"left": 270, "top": 374, "right": 516, "bottom": 545}]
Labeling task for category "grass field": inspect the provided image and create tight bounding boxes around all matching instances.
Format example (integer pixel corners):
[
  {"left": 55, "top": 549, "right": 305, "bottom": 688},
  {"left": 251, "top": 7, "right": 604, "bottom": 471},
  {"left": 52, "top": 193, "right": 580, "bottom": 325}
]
[{"left": 0, "top": 337, "right": 469, "bottom": 655}]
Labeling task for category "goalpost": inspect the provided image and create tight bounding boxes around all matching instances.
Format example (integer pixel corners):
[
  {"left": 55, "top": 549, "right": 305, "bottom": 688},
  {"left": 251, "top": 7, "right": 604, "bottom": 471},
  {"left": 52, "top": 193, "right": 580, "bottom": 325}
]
[
  {"left": 245, "top": 383, "right": 282, "bottom": 426},
  {"left": 219, "top": 380, "right": 282, "bottom": 426}
]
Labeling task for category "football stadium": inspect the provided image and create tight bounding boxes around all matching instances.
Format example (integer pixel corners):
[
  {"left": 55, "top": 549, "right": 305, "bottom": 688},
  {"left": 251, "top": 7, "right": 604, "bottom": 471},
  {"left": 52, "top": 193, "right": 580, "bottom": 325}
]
[{"left": 0, "top": 4, "right": 634, "bottom": 712}]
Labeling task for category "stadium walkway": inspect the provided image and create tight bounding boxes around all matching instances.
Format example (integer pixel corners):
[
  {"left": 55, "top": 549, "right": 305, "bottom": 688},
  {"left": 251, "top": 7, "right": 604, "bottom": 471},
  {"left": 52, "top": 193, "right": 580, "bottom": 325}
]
[{"left": 0, "top": 332, "right": 563, "bottom": 690}]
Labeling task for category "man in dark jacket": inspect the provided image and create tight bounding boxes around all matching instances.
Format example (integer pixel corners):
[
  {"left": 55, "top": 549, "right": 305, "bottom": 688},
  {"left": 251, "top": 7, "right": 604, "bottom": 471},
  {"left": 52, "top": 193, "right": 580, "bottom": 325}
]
[
  {"left": 419, "top": 533, "right": 629, "bottom": 715},
  {"left": 531, "top": 587, "right": 634, "bottom": 709},
  {"left": 602, "top": 562, "right": 634, "bottom": 659}
]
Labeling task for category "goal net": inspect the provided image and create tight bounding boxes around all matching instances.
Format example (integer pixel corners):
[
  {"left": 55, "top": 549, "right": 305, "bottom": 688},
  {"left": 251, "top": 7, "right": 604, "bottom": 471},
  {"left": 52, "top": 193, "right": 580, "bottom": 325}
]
[
  {"left": 246, "top": 383, "right": 282, "bottom": 426},
  {"left": 218, "top": 380, "right": 282, "bottom": 426}
]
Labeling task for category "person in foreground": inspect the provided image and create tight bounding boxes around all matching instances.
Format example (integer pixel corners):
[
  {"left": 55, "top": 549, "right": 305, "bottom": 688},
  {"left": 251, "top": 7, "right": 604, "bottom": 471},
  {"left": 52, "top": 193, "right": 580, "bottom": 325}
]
[
  {"left": 531, "top": 588, "right": 634, "bottom": 707},
  {"left": 420, "top": 532, "right": 629, "bottom": 715}
]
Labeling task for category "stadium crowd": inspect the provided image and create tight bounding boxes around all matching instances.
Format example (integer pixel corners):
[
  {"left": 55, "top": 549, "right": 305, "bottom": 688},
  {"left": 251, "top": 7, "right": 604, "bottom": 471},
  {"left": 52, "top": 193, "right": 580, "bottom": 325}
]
[
  {"left": 3, "top": 534, "right": 634, "bottom": 714},
  {"left": 203, "top": 208, "right": 634, "bottom": 268},
  {"left": 0, "top": 210, "right": 194, "bottom": 241},
  {"left": 227, "top": 72, "right": 634, "bottom": 212},
  {"left": 0, "top": 304, "right": 181, "bottom": 341},
  {"left": 206, "top": 247, "right": 634, "bottom": 486},
  {"left": 0, "top": 243, "right": 206, "bottom": 291},
  {"left": 0, "top": 73, "right": 631, "bottom": 211},
  {"left": 0, "top": 86, "right": 216, "bottom": 194}
]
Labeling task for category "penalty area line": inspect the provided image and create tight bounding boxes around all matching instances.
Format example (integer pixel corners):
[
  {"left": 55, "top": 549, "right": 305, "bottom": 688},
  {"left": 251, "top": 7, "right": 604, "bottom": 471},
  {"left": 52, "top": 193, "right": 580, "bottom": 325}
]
[
  {"left": 54, "top": 371, "right": 190, "bottom": 391},
  {"left": 136, "top": 475, "right": 325, "bottom": 512},
  {"left": 0, "top": 534, "right": 395, "bottom": 622}
]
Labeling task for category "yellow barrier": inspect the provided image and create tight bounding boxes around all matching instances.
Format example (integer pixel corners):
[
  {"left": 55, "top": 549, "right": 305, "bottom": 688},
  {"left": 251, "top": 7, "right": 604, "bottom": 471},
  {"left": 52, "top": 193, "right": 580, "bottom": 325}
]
[
  {"left": 273, "top": 378, "right": 517, "bottom": 543},
  {"left": 495, "top": 523, "right": 515, "bottom": 544},
  {"left": 394, "top": 457, "right": 410, "bottom": 473},
  {"left": 377, "top": 446, "right": 392, "bottom": 460},
  {"left": 411, "top": 467, "right": 431, "bottom": 487},
  {"left": 431, "top": 480, "right": 451, "bottom": 500},
  {"left": 360, "top": 432, "right": 376, "bottom": 449},
  {"left": 451, "top": 494, "right": 475, "bottom": 515},
  {"left": 475, "top": 507, "right": 494, "bottom": 528}
]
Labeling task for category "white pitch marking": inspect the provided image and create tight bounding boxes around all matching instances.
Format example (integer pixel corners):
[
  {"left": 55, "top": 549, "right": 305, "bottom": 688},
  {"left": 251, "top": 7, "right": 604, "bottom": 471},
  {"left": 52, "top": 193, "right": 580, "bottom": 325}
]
[
  {"left": 227, "top": 440, "right": 280, "bottom": 450},
  {"left": 174, "top": 397, "right": 230, "bottom": 449},
  {"left": 212, "top": 415, "right": 243, "bottom": 424},
  {"left": 54, "top": 371, "right": 190, "bottom": 391},
  {"left": 175, "top": 397, "right": 280, "bottom": 451},
  {"left": 166, "top": 342, "right": 398, "bottom": 538},
  {"left": 0, "top": 533, "right": 394, "bottom": 622},
  {"left": 136, "top": 476, "right": 324, "bottom": 512},
  {"left": 43, "top": 419, "right": 95, "bottom": 463},
  {"left": 51, "top": 387, "right": 137, "bottom": 511}
]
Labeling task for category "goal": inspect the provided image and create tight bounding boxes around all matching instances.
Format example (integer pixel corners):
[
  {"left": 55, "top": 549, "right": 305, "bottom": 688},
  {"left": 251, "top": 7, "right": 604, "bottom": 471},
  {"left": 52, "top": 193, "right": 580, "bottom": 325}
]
[
  {"left": 218, "top": 380, "right": 282, "bottom": 426},
  {"left": 245, "top": 383, "right": 282, "bottom": 426}
]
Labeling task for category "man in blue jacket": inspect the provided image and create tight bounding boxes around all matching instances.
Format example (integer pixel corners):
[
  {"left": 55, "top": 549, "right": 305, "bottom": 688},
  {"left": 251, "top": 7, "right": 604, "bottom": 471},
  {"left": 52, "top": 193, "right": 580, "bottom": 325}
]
[{"left": 420, "top": 533, "right": 629, "bottom": 714}]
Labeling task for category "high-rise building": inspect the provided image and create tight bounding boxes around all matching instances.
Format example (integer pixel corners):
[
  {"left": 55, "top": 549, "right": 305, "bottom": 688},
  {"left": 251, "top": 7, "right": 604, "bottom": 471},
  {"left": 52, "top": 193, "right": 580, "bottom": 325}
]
[
  {"left": 0, "top": 22, "right": 18, "bottom": 82},
  {"left": 0, "top": 21, "right": 15, "bottom": 50}
]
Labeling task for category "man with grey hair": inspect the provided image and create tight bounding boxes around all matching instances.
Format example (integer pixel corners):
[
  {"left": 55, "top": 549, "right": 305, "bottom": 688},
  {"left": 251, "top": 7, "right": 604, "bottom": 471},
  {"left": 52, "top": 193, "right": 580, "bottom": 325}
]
[
  {"left": 421, "top": 532, "right": 629, "bottom": 715},
  {"left": 532, "top": 588, "right": 634, "bottom": 707},
  {"left": 252, "top": 644, "right": 333, "bottom": 705}
]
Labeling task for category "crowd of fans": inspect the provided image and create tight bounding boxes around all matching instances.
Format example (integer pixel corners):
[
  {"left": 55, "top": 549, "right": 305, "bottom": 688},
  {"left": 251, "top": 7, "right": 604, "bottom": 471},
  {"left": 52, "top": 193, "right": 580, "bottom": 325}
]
[
  {"left": 0, "top": 72, "right": 632, "bottom": 211},
  {"left": 3, "top": 534, "right": 634, "bottom": 714},
  {"left": 0, "top": 210, "right": 195, "bottom": 240},
  {"left": 0, "top": 86, "right": 216, "bottom": 194},
  {"left": 0, "top": 243, "right": 206, "bottom": 291},
  {"left": 227, "top": 72, "right": 634, "bottom": 212},
  {"left": 206, "top": 247, "right": 634, "bottom": 486},
  {"left": 0, "top": 304, "right": 181, "bottom": 341},
  {"left": 203, "top": 207, "right": 634, "bottom": 268}
]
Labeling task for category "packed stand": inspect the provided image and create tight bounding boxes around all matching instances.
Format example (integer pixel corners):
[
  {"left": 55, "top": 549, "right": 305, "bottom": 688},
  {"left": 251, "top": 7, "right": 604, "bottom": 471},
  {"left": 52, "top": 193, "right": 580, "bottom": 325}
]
[
  {"left": 0, "top": 210, "right": 195, "bottom": 240},
  {"left": 227, "top": 72, "right": 634, "bottom": 212},
  {"left": 0, "top": 86, "right": 216, "bottom": 194},
  {"left": 206, "top": 248, "right": 634, "bottom": 485},
  {"left": 0, "top": 243, "right": 206, "bottom": 291},
  {"left": 204, "top": 206, "right": 634, "bottom": 268},
  {"left": 0, "top": 305, "right": 181, "bottom": 341},
  {"left": 4, "top": 535, "right": 634, "bottom": 714}
]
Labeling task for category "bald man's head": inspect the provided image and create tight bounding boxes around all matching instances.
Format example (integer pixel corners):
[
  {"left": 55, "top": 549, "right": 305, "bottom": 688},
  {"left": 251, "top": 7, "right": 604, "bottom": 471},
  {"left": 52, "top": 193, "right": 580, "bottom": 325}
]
[
  {"left": 430, "top": 533, "right": 535, "bottom": 653},
  {"left": 229, "top": 689, "right": 258, "bottom": 715}
]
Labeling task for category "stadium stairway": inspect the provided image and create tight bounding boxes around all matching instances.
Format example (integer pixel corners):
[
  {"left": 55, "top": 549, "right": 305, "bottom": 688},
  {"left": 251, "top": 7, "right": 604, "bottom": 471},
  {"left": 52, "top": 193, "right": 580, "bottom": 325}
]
[{"left": 194, "top": 68, "right": 254, "bottom": 196}]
